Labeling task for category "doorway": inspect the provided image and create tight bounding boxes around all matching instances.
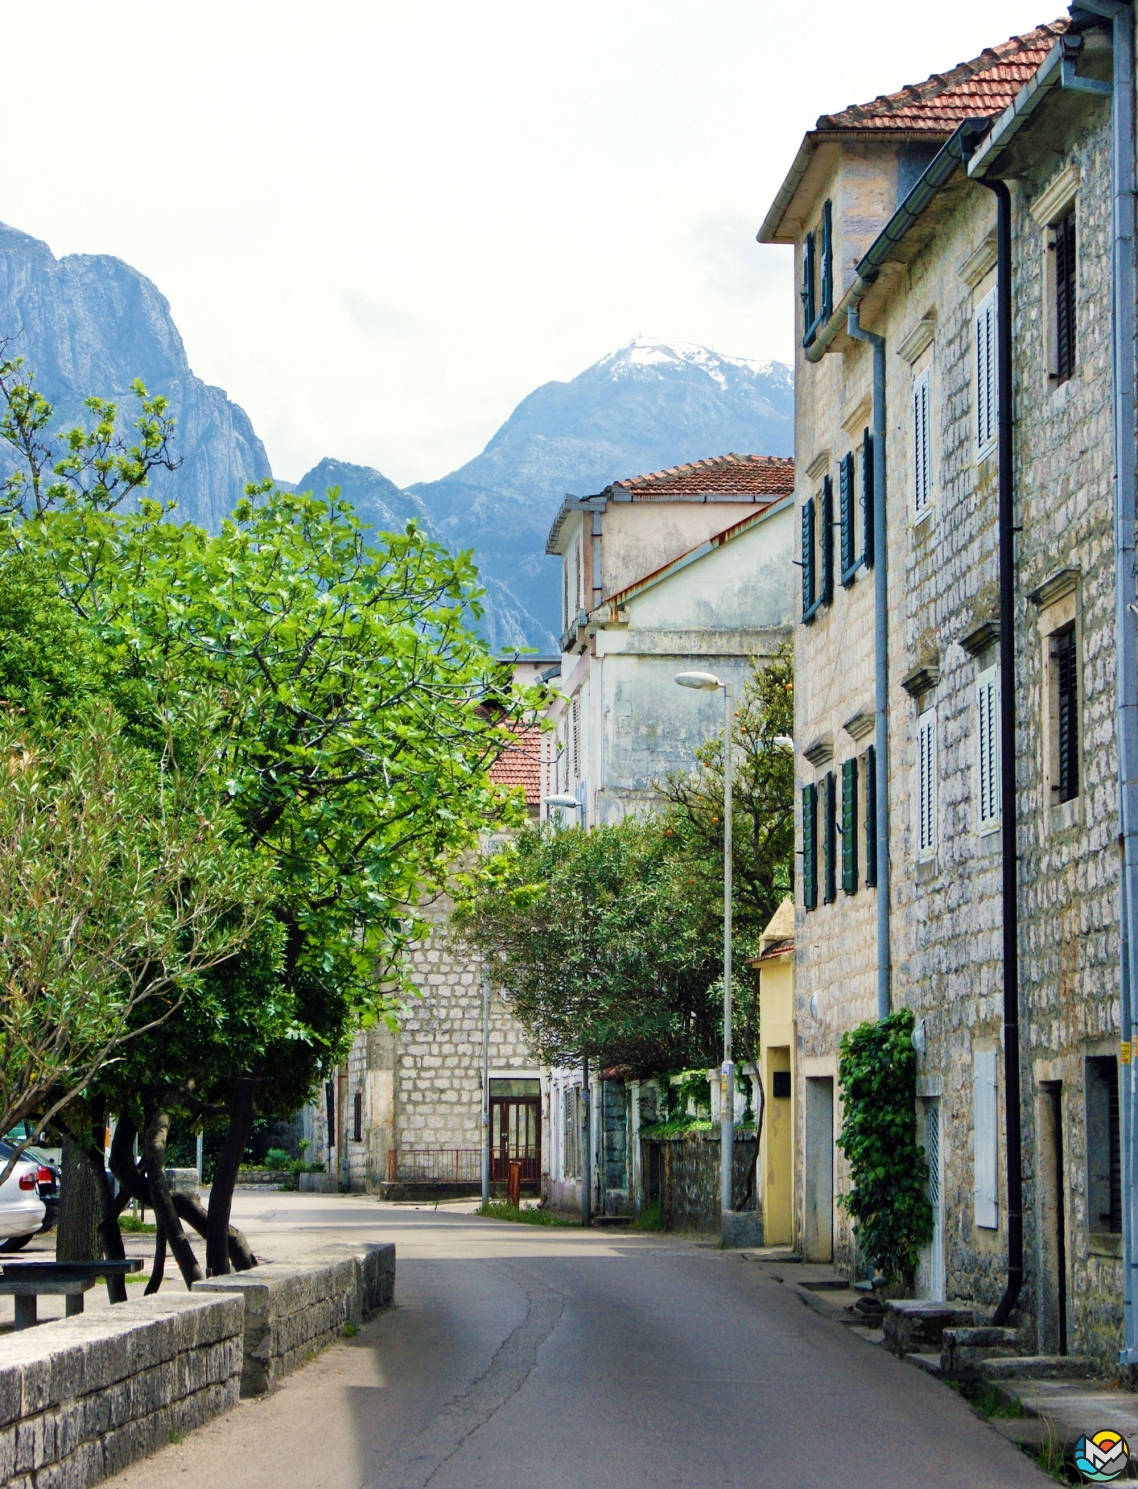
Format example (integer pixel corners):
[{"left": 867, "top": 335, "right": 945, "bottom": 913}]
[
  {"left": 490, "top": 1078, "right": 541, "bottom": 1182},
  {"left": 920, "top": 1098, "right": 945, "bottom": 1300},
  {"left": 1036, "top": 1081, "right": 1068, "bottom": 1356},
  {"left": 803, "top": 1077, "right": 834, "bottom": 1262}
]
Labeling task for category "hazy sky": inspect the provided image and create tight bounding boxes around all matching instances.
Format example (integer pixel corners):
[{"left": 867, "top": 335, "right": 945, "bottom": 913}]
[{"left": 0, "top": 1, "right": 1057, "bottom": 485}]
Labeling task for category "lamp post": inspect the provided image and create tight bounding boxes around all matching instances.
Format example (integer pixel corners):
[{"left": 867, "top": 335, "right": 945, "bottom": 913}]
[
  {"left": 675, "top": 670, "right": 734, "bottom": 1240},
  {"left": 544, "top": 793, "right": 591, "bottom": 1225},
  {"left": 481, "top": 958, "right": 490, "bottom": 1208}
]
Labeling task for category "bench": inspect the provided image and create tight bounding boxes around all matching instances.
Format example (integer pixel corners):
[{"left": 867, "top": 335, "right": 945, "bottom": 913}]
[{"left": 0, "top": 1259, "right": 143, "bottom": 1328}]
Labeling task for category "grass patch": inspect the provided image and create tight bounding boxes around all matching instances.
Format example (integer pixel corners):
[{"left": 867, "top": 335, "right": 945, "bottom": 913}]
[
  {"left": 119, "top": 1216, "right": 157, "bottom": 1234},
  {"left": 955, "top": 1379, "right": 1023, "bottom": 1420},
  {"left": 638, "top": 1119, "right": 715, "bottom": 1139},
  {"left": 342, "top": 1323, "right": 359, "bottom": 1338},
  {"left": 632, "top": 1202, "right": 665, "bottom": 1232},
  {"left": 124, "top": 1274, "right": 151, "bottom": 1285},
  {"left": 168, "top": 1430, "right": 183, "bottom": 1445},
  {"left": 475, "top": 1202, "right": 574, "bottom": 1226}
]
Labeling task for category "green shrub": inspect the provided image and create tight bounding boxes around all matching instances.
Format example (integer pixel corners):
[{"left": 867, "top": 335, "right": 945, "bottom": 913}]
[{"left": 264, "top": 1148, "right": 291, "bottom": 1168}]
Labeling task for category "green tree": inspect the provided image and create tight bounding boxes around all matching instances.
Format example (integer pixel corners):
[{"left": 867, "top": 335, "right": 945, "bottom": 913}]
[{"left": 836, "top": 1010, "right": 933, "bottom": 1288}]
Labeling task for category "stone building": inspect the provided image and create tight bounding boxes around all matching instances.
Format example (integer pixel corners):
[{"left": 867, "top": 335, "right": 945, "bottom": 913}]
[{"left": 759, "top": 12, "right": 1132, "bottom": 1367}]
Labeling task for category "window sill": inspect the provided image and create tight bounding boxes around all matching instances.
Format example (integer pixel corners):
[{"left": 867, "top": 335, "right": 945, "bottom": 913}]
[
  {"left": 977, "top": 819, "right": 1001, "bottom": 839},
  {"left": 976, "top": 444, "right": 998, "bottom": 469},
  {"left": 1049, "top": 795, "right": 1083, "bottom": 834},
  {"left": 916, "top": 855, "right": 938, "bottom": 884},
  {"left": 1088, "top": 1231, "right": 1123, "bottom": 1259},
  {"left": 913, "top": 504, "right": 935, "bottom": 528}
]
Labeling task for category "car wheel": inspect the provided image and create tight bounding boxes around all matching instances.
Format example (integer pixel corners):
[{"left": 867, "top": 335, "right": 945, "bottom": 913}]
[{"left": 0, "top": 1234, "right": 32, "bottom": 1252}]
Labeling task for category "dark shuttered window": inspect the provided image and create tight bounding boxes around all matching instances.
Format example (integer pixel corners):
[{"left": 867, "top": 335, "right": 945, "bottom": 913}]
[
  {"left": 860, "top": 427, "right": 874, "bottom": 571},
  {"left": 820, "top": 199, "right": 833, "bottom": 322},
  {"left": 822, "top": 770, "right": 837, "bottom": 904},
  {"left": 1054, "top": 210, "right": 1076, "bottom": 385},
  {"left": 841, "top": 758, "right": 858, "bottom": 894},
  {"left": 819, "top": 476, "right": 834, "bottom": 608},
  {"left": 839, "top": 452, "right": 857, "bottom": 585},
  {"left": 802, "top": 783, "right": 818, "bottom": 911},
  {"left": 864, "top": 744, "right": 878, "bottom": 888},
  {"left": 353, "top": 1091, "right": 363, "bottom": 1143},
  {"left": 801, "top": 498, "right": 816, "bottom": 621},
  {"left": 801, "top": 232, "right": 817, "bottom": 344},
  {"left": 1055, "top": 626, "right": 1079, "bottom": 802}
]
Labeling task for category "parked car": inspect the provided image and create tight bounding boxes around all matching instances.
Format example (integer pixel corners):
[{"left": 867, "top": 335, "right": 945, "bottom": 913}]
[{"left": 0, "top": 1144, "right": 50, "bottom": 1251}]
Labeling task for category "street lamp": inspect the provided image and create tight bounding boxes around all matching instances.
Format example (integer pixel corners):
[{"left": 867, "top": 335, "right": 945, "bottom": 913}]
[{"left": 675, "top": 669, "right": 734, "bottom": 1240}]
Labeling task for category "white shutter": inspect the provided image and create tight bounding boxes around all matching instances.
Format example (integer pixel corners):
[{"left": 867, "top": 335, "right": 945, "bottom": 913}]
[
  {"left": 913, "top": 369, "right": 932, "bottom": 517},
  {"left": 977, "top": 666, "right": 1001, "bottom": 830},
  {"left": 973, "top": 1051, "right": 999, "bottom": 1229},
  {"left": 918, "top": 709, "right": 937, "bottom": 857},
  {"left": 976, "top": 290, "right": 998, "bottom": 455},
  {"left": 571, "top": 696, "right": 580, "bottom": 783}
]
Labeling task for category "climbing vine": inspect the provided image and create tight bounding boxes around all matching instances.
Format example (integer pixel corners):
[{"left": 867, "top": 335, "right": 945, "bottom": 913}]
[{"left": 836, "top": 1009, "right": 933, "bottom": 1286}]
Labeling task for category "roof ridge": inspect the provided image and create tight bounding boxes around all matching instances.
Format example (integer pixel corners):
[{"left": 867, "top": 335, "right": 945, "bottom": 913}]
[{"left": 615, "top": 451, "right": 794, "bottom": 490}]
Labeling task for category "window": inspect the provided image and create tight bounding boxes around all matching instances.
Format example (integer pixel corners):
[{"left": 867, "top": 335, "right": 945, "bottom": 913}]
[
  {"left": 913, "top": 369, "right": 932, "bottom": 517},
  {"left": 800, "top": 497, "right": 816, "bottom": 621},
  {"left": 819, "top": 475, "right": 834, "bottom": 607},
  {"left": 976, "top": 289, "right": 998, "bottom": 456},
  {"left": 917, "top": 708, "right": 937, "bottom": 858},
  {"left": 977, "top": 666, "right": 1001, "bottom": 831},
  {"left": 352, "top": 1091, "right": 363, "bottom": 1144},
  {"left": 1086, "top": 1057, "right": 1122, "bottom": 1234},
  {"left": 1053, "top": 209, "right": 1077, "bottom": 384},
  {"left": 802, "top": 783, "right": 818, "bottom": 911},
  {"left": 840, "top": 452, "right": 857, "bottom": 586},
  {"left": 841, "top": 758, "right": 858, "bottom": 893},
  {"left": 1053, "top": 626, "right": 1079, "bottom": 802},
  {"left": 325, "top": 1081, "right": 335, "bottom": 1146},
  {"left": 864, "top": 744, "right": 878, "bottom": 888},
  {"left": 571, "top": 696, "right": 581, "bottom": 783},
  {"left": 801, "top": 200, "right": 833, "bottom": 347},
  {"left": 562, "top": 559, "right": 570, "bottom": 635},
  {"left": 563, "top": 1087, "right": 580, "bottom": 1179},
  {"left": 573, "top": 537, "right": 582, "bottom": 618},
  {"left": 822, "top": 770, "right": 837, "bottom": 904},
  {"left": 860, "top": 427, "right": 875, "bottom": 570},
  {"left": 973, "top": 1050, "right": 999, "bottom": 1230}
]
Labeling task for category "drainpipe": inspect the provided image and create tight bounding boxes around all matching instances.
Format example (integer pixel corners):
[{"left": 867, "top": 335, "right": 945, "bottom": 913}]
[
  {"left": 1073, "top": 0, "right": 1138, "bottom": 1366},
  {"left": 972, "top": 175, "right": 1022, "bottom": 1329},
  {"left": 846, "top": 308, "right": 890, "bottom": 1021}
]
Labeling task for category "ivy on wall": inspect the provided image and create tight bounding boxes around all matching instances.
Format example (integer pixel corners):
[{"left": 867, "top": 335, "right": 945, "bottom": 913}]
[{"left": 836, "top": 1009, "right": 933, "bottom": 1286}]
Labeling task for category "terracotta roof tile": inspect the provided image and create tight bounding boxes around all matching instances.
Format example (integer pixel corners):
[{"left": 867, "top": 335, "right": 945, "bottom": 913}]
[
  {"left": 490, "top": 726, "right": 542, "bottom": 805},
  {"left": 817, "top": 22, "right": 1065, "bottom": 134},
  {"left": 612, "top": 452, "right": 795, "bottom": 499}
]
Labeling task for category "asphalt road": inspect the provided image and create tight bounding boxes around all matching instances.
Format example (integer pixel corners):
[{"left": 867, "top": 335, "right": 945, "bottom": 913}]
[{"left": 102, "top": 1194, "right": 1048, "bottom": 1489}]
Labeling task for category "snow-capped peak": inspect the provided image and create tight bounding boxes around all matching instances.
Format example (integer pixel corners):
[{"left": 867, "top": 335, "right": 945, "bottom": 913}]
[{"left": 598, "top": 337, "right": 786, "bottom": 390}]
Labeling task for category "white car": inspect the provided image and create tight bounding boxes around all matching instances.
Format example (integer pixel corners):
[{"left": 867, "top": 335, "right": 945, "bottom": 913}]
[{"left": 0, "top": 1152, "right": 47, "bottom": 1249}]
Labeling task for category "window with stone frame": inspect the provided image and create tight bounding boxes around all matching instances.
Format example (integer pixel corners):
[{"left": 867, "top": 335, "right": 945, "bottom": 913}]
[
  {"left": 976, "top": 665, "right": 1001, "bottom": 833},
  {"left": 1086, "top": 1056, "right": 1122, "bottom": 1235},
  {"left": 1052, "top": 209, "right": 1077, "bottom": 385},
  {"left": 1049, "top": 624, "right": 1080, "bottom": 804},
  {"left": 975, "top": 288, "right": 998, "bottom": 458},
  {"left": 801, "top": 199, "right": 833, "bottom": 348},
  {"left": 917, "top": 704, "right": 938, "bottom": 859},
  {"left": 800, "top": 477, "right": 833, "bottom": 624},
  {"left": 912, "top": 367, "right": 932, "bottom": 520}
]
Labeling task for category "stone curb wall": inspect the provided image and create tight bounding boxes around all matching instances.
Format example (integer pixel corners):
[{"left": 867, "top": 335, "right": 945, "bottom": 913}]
[
  {"left": 0, "top": 1292, "right": 244, "bottom": 1489},
  {"left": 194, "top": 1243, "right": 395, "bottom": 1396}
]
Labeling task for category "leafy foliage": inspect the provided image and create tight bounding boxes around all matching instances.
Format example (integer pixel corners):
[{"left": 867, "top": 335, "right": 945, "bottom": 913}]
[{"left": 836, "top": 1010, "right": 933, "bottom": 1284}]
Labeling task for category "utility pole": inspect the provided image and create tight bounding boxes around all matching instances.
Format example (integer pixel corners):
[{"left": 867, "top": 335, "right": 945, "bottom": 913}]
[{"left": 481, "top": 961, "right": 490, "bottom": 1207}]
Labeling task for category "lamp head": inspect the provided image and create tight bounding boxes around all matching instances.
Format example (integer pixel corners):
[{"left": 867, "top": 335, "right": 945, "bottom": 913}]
[
  {"left": 674, "top": 671, "right": 722, "bottom": 691},
  {"left": 544, "top": 794, "right": 580, "bottom": 810}
]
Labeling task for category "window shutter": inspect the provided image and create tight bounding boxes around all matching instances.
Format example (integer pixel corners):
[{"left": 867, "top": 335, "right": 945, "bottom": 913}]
[
  {"left": 802, "top": 784, "right": 818, "bottom": 911},
  {"left": 571, "top": 696, "right": 580, "bottom": 782},
  {"left": 823, "top": 770, "right": 837, "bottom": 904},
  {"left": 1055, "top": 627, "right": 1079, "bottom": 802},
  {"left": 913, "top": 369, "right": 931, "bottom": 517},
  {"left": 801, "top": 498, "right": 816, "bottom": 620},
  {"left": 801, "top": 232, "right": 817, "bottom": 342},
  {"left": 841, "top": 758, "right": 858, "bottom": 893},
  {"left": 819, "top": 476, "right": 834, "bottom": 607},
  {"left": 839, "top": 452, "right": 856, "bottom": 584},
  {"left": 1054, "top": 211, "right": 1076, "bottom": 384},
  {"left": 820, "top": 199, "right": 833, "bottom": 322},
  {"left": 864, "top": 744, "right": 877, "bottom": 888},
  {"left": 976, "top": 666, "right": 1000, "bottom": 829},
  {"left": 918, "top": 709, "right": 937, "bottom": 857},
  {"left": 973, "top": 1051, "right": 999, "bottom": 1229},
  {"left": 976, "top": 290, "right": 998, "bottom": 453},
  {"left": 860, "top": 427, "right": 874, "bottom": 570}
]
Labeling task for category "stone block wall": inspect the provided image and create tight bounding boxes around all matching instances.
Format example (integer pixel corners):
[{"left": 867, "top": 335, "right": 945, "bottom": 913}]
[
  {"left": 0, "top": 1292, "right": 243, "bottom": 1489},
  {"left": 642, "top": 1131, "right": 758, "bottom": 1234},
  {"left": 195, "top": 1242, "right": 394, "bottom": 1396}
]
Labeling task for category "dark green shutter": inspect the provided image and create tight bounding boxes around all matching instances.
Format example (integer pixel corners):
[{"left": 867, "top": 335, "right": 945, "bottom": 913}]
[
  {"left": 864, "top": 744, "right": 877, "bottom": 888},
  {"left": 861, "top": 427, "right": 874, "bottom": 571},
  {"left": 820, "top": 200, "right": 833, "bottom": 321},
  {"left": 840, "top": 452, "right": 856, "bottom": 585},
  {"left": 842, "top": 758, "right": 858, "bottom": 893},
  {"left": 820, "top": 476, "right": 834, "bottom": 607},
  {"left": 802, "top": 783, "right": 818, "bottom": 911},
  {"left": 801, "top": 232, "right": 817, "bottom": 344},
  {"left": 823, "top": 770, "right": 837, "bottom": 904},
  {"left": 801, "top": 498, "right": 816, "bottom": 620}
]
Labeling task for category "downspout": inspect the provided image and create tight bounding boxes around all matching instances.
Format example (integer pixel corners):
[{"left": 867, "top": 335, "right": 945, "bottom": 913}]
[
  {"left": 846, "top": 308, "right": 890, "bottom": 1020},
  {"left": 1073, "top": 0, "right": 1138, "bottom": 1367},
  {"left": 973, "top": 175, "right": 1022, "bottom": 1328}
]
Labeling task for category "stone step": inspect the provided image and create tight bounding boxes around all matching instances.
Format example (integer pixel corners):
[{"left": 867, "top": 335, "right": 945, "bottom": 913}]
[
  {"left": 941, "top": 1326, "right": 1022, "bottom": 1372},
  {"left": 883, "top": 1300, "right": 975, "bottom": 1358},
  {"left": 799, "top": 1278, "right": 850, "bottom": 1292},
  {"left": 981, "top": 1355, "right": 1098, "bottom": 1382}
]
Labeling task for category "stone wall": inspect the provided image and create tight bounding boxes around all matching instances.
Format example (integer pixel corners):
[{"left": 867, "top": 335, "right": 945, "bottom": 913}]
[
  {"left": 642, "top": 1131, "right": 758, "bottom": 1234},
  {"left": 0, "top": 1292, "right": 243, "bottom": 1489},
  {"left": 195, "top": 1243, "right": 394, "bottom": 1396}
]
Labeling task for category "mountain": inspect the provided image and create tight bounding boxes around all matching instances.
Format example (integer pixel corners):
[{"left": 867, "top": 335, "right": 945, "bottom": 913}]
[
  {"left": 410, "top": 338, "right": 794, "bottom": 643},
  {"left": 0, "top": 222, "right": 269, "bottom": 528}
]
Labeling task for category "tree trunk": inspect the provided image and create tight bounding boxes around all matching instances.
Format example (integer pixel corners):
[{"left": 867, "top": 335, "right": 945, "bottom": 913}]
[
  {"left": 145, "top": 1225, "right": 167, "bottom": 1295},
  {"left": 143, "top": 1109, "right": 203, "bottom": 1288},
  {"left": 173, "top": 1190, "right": 256, "bottom": 1271},
  {"left": 206, "top": 1074, "right": 258, "bottom": 1276},
  {"left": 55, "top": 1138, "right": 100, "bottom": 1262},
  {"left": 80, "top": 1144, "right": 130, "bottom": 1304}
]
